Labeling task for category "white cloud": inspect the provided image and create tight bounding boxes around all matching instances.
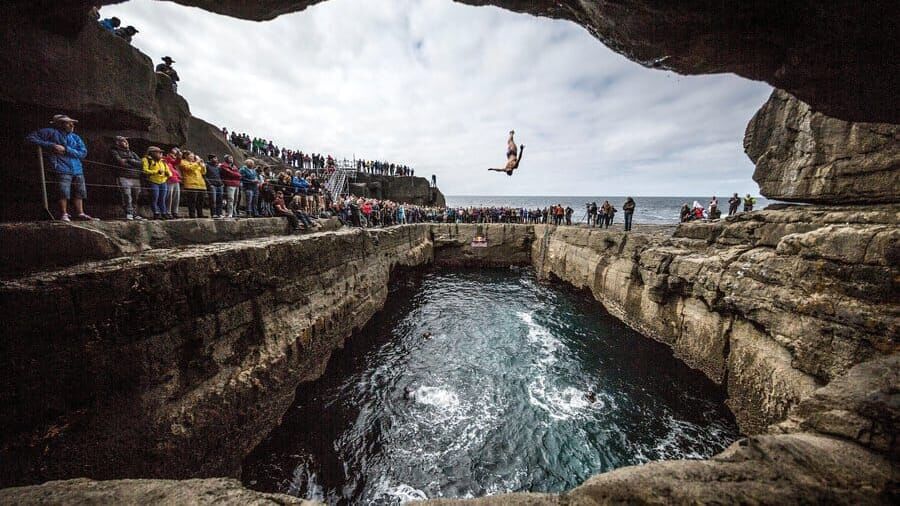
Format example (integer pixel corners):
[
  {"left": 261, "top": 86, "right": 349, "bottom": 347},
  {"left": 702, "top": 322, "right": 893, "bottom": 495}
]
[{"left": 103, "top": 0, "right": 772, "bottom": 196}]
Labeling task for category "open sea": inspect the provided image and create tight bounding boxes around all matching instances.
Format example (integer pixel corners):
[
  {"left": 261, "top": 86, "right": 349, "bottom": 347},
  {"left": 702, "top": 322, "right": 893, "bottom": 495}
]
[{"left": 445, "top": 196, "right": 770, "bottom": 225}]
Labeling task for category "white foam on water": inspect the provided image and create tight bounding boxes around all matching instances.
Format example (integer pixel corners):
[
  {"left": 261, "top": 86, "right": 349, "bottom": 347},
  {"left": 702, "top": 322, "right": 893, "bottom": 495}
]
[
  {"left": 517, "top": 312, "right": 595, "bottom": 421},
  {"left": 370, "top": 476, "right": 428, "bottom": 504},
  {"left": 412, "top": 386, "right": 460, "bottom": 409},
  {"left": 528, "top": 375, "right": 593, "bottom": 421},
  {"left": 518, "top": 311, "right": 562, "bottom": 366},
  {"left": 285, "top": 461, "right": 325, "bottom": 502}
]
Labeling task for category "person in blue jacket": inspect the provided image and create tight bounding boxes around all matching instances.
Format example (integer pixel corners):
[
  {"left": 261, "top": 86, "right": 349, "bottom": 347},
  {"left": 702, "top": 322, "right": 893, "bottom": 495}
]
[
  {"left": 25, "top": 114, "right": 95, "bottom": 221},
  {"left": 99, "top": 17, "right": 120, "bottom": 32},
  {"left": 291, "top": 171, "right": 310, "bottom": 195},
  {"left": 239, "top": 159, "right": 260, "bottom": 217}
]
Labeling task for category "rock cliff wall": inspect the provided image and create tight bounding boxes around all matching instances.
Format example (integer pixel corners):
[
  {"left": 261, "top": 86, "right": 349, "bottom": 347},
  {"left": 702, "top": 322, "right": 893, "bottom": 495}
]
[
  {"left": 747, "top": 90, "right": 900, "bottom": 204},
  {"left": 532, "top": 207, "right": 898, "bottom": 434},
  {"left": 0, "top": 13, "right": 241, "bottom": 221},
  {"left": 0, "top": 218, "right": 896, "bottom": 503},
  {"left": 0, "top": 226, "right": 432, "bottom": 485},
  {"left": 349, "top": 173, "right": 446, "bottom": 207}
]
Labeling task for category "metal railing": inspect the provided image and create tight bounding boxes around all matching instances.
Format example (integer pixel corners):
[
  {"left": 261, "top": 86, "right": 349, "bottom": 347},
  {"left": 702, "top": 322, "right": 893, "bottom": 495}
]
[{"left": 324, "top": 158, "right": 357, "bottom": 202}]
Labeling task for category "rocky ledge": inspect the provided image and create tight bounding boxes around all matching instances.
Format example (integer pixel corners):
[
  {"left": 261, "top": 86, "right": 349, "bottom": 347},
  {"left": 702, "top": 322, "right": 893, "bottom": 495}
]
[{"left": 0, "top": 214, "right": 896, "bottom": 503}]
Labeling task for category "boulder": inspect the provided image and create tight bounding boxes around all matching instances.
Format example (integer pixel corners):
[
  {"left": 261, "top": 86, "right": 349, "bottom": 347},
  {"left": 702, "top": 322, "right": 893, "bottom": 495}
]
[
  {"left": 746, "top": 90, "right": 900, "bottom": 204},
  {"left": 351, "top": 173, "right": 446, "bottom": 207}
]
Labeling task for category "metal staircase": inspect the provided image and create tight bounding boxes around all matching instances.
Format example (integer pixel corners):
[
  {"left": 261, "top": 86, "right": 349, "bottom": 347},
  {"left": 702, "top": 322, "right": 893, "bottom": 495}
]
[{"left": 324, "top": 158, "right": 357, "bottom": 202}]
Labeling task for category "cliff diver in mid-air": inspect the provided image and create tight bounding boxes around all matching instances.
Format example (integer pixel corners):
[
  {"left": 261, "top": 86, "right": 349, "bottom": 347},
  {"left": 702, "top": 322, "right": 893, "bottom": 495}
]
[{"left": 488, "top": 130, "right": 525, "bottom": 176}]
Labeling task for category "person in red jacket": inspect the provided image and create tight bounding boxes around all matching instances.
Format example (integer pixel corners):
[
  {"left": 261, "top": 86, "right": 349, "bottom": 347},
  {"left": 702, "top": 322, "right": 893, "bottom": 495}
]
[
  {"left": 219, "top": 154, "right": 242, "bottom": 218},
  {"left": 164, "top": 147, "right": 182, "bottom": 218}
]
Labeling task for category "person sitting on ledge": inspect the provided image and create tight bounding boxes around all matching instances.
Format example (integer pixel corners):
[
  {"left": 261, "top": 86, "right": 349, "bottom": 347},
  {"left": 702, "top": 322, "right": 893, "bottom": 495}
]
[
  {"left": 99, "top": 16, "right": 120, "bottom": 32},
  {"left": 155, "top": 56, "right": 179, "bottom": 91},
  {"left": 114, "top": 25, "right": 139, "bottom": 44},
  {"left": 109, "top": 135, "right": 144, "bottom": 220},
  {"left": 26, "top": 114, "right": 95, "bottom": 222},
  {"left": 680, "top": 203, "right": 692, "bottom": 222}
]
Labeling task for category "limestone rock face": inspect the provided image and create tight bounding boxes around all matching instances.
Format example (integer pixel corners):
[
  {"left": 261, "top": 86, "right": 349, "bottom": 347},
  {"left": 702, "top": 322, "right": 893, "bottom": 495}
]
[
  {"left": 0, "top": 218, "right": 341, "bottom": 277},
  {"left": 0, "top": 478, "right": 313, "bottom": 505},
  {"left": 0, "top": 218, "right": 896, "bottom": 504},
  {"left": 428, "top": 433, "right": 896, "bottom": 505},
  {"left": 531, "top": 206, "right": 899, "bottom": 433},
  {"left": 0, "top": 226, "right": 433, "bottom": 485},
  {"left": 350, "top": 173, "right": 446, "bottom": 207},
  {"left": 746, "top": 90, "right": 900, "bottom": 204},
  {"left": 431, "top": 223, "right": 533, "bottom": 267}
]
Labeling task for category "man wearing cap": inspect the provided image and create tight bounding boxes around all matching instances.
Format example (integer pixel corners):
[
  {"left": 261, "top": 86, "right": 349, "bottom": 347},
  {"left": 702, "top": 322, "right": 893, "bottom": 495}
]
[
  {"left": 155, "top": 56, "right": 179, "bottom": 91},
  {"left": 109, "top": 136, "right": 144, "bottom": 220},
  {"left": 26, "top": 114, "right": 94, "bottom": 221}
]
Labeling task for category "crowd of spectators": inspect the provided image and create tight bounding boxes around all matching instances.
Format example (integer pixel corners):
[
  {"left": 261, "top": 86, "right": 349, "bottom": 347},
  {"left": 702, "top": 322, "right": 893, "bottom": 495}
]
[
  {"left": 224, "top": 129, "right": 419, "bottom": 177},
  {"left": 23, "top": 113, "right": 445, "bottom": 232},
  {"left": 225, "top": 130, "right": 338, "bottom": 171},
  {"left": 680, "top": 193, "right": 755, "bottom": 222},
  {"left": 332, "top": 197, "right": 444, "bottom": 228},
  {"left": 356, "top": 159, "right": 415, "bottom": 177},
  {"left": 92, "top": 8, "right": 139, "bottom": 44}
]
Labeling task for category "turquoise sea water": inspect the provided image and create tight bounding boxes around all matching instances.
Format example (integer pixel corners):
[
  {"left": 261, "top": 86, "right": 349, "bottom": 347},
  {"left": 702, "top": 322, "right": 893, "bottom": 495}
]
[{"left": 243, "top": 269, "right": 739, "bottom": 504}]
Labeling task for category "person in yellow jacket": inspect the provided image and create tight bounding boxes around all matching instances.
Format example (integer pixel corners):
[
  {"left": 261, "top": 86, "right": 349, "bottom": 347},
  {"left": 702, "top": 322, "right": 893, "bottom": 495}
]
[
  {"left": 180, "top": 151, "right": 207, "bottom": 218},
  {"left": 142, "top": 146, "right": 171, "bottom": 219}
]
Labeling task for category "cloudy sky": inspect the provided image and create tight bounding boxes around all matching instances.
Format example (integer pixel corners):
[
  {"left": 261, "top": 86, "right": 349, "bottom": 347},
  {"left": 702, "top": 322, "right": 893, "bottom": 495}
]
[{"left": 104, "top": 0, "right": 772, "bottom": 196}]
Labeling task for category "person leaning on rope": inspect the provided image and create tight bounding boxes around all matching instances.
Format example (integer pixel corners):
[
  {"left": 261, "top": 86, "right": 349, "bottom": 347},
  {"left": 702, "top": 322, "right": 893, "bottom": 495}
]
[{"left": 25, "top": 114, "right": 96, "bottom": 221}]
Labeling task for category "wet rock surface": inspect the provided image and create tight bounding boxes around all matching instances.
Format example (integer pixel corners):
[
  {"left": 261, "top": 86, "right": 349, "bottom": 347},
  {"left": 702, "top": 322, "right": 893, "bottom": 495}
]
[{"left": 746, "top": 90, "right": 900, "bottom": 204}]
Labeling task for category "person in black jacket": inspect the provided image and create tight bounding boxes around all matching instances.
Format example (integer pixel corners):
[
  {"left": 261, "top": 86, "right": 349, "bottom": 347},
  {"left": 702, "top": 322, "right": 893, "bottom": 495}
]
[
  {"left": 205, "top": 154, "right": 224, "bottom": 218},
  {"left": 110, "top": 136, "right": 144, "bottom": 220},
  {"left": 155, "top": 56, "right": 179, "bottom": 91},
  {"left": 622, "top": 197, "right": 636, "bottom": 231}
]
